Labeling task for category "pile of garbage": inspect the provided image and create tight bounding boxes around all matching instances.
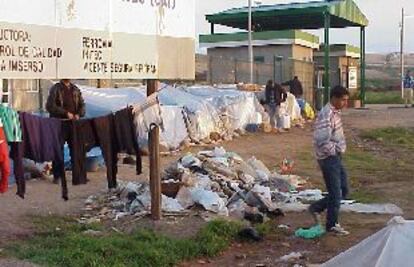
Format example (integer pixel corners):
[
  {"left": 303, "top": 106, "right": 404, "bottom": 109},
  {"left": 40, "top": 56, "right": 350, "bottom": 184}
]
[
  {"left": 80, "top": 147, "right": 404, "bottom": 223},
  {"left": 80, "top": 147, "right": 320, "bottom": 223}
]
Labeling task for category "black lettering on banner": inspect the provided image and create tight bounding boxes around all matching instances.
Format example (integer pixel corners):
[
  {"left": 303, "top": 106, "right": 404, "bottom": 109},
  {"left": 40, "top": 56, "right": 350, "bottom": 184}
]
[
  {"left": 82, "top": 50, "right": 103, "bottom": 61},
  {"left": 0, "top": 29, "right": 31, "bottom": 42},
  {"left": 84, "top": 62, "right": 109, "bottom": 73},
  {"left": 0, "top": 45, "right": 17, "bottom": 57},
  {"left": 8, "top": 60, "right": 43, "bottom": 73},
  {"left": 0, "top": 60, "right": 6, "bottom": 71},
  {"left": 151, "top": 0, "right": 176, "bottom": 9},
  {"left": 18, "top": 46, "right": 29, "bottom": 58},
  {"left": 122, "top": 0, "right": 175, "bottom": 9},
  {"left": 82, "top": 37, "right": 112, "bottom": 49},
  {"left": 123, "top": 0, "right": 145, "bottom": 4},
  {"left": 32, "top": 47, "right": 62, "bottom": 58}
]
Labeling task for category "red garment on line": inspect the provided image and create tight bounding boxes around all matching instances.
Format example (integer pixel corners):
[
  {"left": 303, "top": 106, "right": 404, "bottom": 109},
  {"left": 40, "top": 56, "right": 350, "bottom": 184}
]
[{"left": 0, "top": 127, "right": 11, "bottom": 193}]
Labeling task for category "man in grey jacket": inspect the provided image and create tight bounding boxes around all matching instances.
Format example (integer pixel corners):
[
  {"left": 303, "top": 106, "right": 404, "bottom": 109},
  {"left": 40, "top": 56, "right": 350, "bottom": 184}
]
[{"left": 46, "top": 79, "right": 85, "bottom": 183}]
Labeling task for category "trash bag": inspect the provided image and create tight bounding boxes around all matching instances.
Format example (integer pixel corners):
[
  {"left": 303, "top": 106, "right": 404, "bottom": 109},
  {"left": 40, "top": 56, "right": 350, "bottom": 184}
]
[
  {"left": 304, "top": 102, "right": 315, "bottom": 120},
  {"left": 295, "top": 224, "right": 326, "bottom": 239}
]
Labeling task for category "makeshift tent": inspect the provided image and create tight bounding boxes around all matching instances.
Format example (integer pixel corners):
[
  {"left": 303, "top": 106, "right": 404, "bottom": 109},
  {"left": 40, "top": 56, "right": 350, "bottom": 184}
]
[
  {"left": 322, "top": 216, "right": 414, "bottom": 267},
  {"left": 80, "top": 84, "right": 267, "bottom": 150}
]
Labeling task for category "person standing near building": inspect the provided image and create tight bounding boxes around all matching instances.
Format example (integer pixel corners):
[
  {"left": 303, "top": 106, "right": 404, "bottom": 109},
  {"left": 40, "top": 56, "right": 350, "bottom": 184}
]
[
  {"left": 308, "top": 85, "right": 350, "bottom": 235},
  {"left": 265, "top": 80, "right": 286, "bottom": 132},
  {"left": 46, "top": 79, "right": 85, "bottom": 183},
  {"left": 403, "top": 70, "right": 414, "bottom": 108},
  {"left": 282, "top": 76, "right": 304, "bottom": 99}
]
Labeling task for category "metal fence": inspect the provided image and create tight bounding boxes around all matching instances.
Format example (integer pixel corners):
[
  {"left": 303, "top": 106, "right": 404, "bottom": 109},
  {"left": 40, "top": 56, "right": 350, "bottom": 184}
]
[{"left": 199, "top": 55, "right": 315, "bottom": 104}]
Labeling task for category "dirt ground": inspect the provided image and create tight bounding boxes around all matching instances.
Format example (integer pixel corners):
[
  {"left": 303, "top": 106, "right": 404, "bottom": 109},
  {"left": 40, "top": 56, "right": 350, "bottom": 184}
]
[{"left": 0, "top": 104, "right": 414, "bottom": 266}]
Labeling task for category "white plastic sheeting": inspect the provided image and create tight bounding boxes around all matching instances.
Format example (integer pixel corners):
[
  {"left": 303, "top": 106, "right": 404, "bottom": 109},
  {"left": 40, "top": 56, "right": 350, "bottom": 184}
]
[
  {"left": 322, "top": 217, "right": 414, "bottom": 267},
  {"left": 80, "top": 84, "right": 266, "bottom": 150},
  {"left": 81, "top": 86, "right": 147, "bottom": 118},
  {"left": 159, "top": 106, "right": 188, "bottom": 150}
]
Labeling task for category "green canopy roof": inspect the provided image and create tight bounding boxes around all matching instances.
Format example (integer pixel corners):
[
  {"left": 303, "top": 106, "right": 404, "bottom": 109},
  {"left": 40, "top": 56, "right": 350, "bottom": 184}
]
[{"left": 206, "top": 0, "right": 368, "bottom": 31}]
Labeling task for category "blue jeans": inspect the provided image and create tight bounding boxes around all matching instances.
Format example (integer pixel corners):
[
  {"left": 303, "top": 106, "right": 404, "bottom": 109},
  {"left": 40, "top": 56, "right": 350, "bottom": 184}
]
[
  {"left": 267, "top": 103, "right": 279, "bottom": 129},
  {"left": 309, "top": 155, "right": 349, "bottom": 229}
]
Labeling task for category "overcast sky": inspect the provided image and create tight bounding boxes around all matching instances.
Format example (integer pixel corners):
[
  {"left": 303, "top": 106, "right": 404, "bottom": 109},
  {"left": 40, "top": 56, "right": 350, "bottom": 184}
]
[{"left": 196, "top": 0, "right": 414, "bottom": 54}]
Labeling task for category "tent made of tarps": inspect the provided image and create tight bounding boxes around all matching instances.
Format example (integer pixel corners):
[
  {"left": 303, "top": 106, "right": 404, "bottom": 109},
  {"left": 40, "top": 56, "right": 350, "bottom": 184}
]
[
  {"left": 79, "top": 84, "right": 267, "bottom": 150},
  {"left": 322, "top": 216, "right": 414, "bottom": 267}
]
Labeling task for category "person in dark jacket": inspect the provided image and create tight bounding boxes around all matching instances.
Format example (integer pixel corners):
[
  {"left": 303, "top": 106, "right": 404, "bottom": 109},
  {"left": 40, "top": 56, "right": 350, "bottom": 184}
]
[
  {"left": 46, "top": 79, "right": 86, "bottom": 183},
  {"left": 282, "top": 76, "right": 304, "bottom": 99},
  {"left": 265, "top": 80, "right": 287, "bottom": 132},
  {"left": 46, "top": 79, "right": 86, "bottom": 119}
]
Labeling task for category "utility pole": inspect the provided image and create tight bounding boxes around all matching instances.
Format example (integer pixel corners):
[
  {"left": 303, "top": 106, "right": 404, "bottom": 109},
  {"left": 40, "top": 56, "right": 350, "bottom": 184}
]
[
  {"left": 248, "top": 0, "right": 253, "bottom": 84},
  {"left": 400, "top": 8, "right": 405, "bottom": 99}
]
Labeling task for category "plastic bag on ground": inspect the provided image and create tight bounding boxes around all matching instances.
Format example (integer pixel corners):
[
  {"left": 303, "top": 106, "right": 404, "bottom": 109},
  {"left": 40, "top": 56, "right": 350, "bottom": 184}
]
[
  {"left": 190, "top": 188, "right": 228, "bottom": 215},
  {"left": 295, "top": 224, "right": 326, "bottom": 239},
  {"left": 162, "top": 195, "right": 185, "bottom": 213},
  {"left": 247, "top": 157, "right": 271, "bottom": 181},
  {"left": 176, "top": 187, "right": 196, "bottom": 209}
]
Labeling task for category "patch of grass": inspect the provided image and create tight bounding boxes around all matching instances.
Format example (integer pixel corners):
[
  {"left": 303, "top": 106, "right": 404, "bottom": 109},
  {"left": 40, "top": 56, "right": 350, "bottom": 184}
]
[
  {"left": 365, "top": 91, "right": 404, "bottom": 104},
  {"left": 349, "top": 190, "right": 385, "bottom": 203},
  {"left": 361, "top": 127, "right": 414, "bottom": 151},
  {"left": 343, "top": 147, "right": 386, "bottom": 187},
  {"left": 255, "top": 222, "right": 273, "bottom": 236},
  {"left": 6, "top": 217, "right": 243, "bottom": 267}
]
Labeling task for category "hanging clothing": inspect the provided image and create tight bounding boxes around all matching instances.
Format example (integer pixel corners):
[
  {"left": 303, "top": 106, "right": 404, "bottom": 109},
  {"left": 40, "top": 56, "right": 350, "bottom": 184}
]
[
  {"left": 0, "top": 127, "right": 11, "bottom": 193},
  {"left": 0, "top": 105, "right": 22, "bottom": 142},
  {"left": 70, "top": 119, "right": 97, "bottom": 186},
  {"left": 10, "top": 113, "right": 65, "bottom": 199},
  {"left": 70, "top": 116, "right": 118, "bottom": 189},
  {"left": 93, "top": 115, "right": 118, "bottom": 189},
  {"left": 114, "top": 107, "right": 142, "bottom": 174}
]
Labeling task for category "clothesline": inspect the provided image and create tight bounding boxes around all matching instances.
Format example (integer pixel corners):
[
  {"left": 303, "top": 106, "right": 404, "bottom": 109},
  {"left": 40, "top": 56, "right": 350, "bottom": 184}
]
[{"left": 0, "top": 94, "right": 163, "bottom": 201}]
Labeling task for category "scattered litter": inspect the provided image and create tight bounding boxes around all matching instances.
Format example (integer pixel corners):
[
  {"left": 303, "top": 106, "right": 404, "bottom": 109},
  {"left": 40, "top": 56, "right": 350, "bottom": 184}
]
[
  {"left": 85, "top": 195, "right": 96, "bottom": 205},
  {"left": 76, "top": 147, "right": 404, "bottom": 225},
  {"left": 77, "top": 217, "right": 101, "bottom": 224},
  {"left": 162, "top": 195, "right": 185, "bottom": 213},
  {"left": 278, "top": 224, "right": 290, "bottom": 230},
  {"left": 114, "top": 212, "right": 129, "bottom": 221},
  {"left": 244, "top": 206, "right": 264, "bottom": 224},
  {"left": 280, "top": 252, "right": 303, "bottom": 262},
  {"left": 190, "top": 188, "right": 228, "bottom": 215},
  {"left": 341, "top": 203, "right": 403, "bottom": 215},
  {"left": 235, "top": 254, "right": 247, "bottom": 260},
  {"left": 295, "top": 224, "right": 326, "bottom": 239},
  {"left": 297, "top": 189, "right": 324, "bottom": 203},
  {"left": 83, "top": 230, "right": 103, "bottom": 236},
  {"left": 176, "top": 187, "right": 196, "bottom": 209},
  {"left": 111, "top": 227, "right": 122, "bottom": 233}
]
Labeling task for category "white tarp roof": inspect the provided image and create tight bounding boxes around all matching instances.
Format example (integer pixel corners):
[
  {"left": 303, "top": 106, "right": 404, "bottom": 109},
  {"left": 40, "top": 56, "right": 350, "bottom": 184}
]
[
  {"left": 322, "top": 216, "right": 414, "bottom": 267},
  {"left": 80, "top": 84, "right": 266, "bottom": 150}
]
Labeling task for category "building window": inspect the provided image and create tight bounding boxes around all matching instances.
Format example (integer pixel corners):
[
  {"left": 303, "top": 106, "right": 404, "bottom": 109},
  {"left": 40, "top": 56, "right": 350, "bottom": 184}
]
[
  {"left": 26, "top": 79, "right": 39, "bottom": 93},
  {"left": 254, "top": 56, "right": 265, "bottom": 63},
  {"left": 1, "top": 79, "right": 10, "bottom": 105}
]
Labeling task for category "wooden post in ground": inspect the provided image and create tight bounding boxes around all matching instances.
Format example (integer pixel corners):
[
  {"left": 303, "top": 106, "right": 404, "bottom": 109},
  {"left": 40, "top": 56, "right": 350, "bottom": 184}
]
[{"left": 147, "top": 80, "right": 161, "bottom": 220}]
